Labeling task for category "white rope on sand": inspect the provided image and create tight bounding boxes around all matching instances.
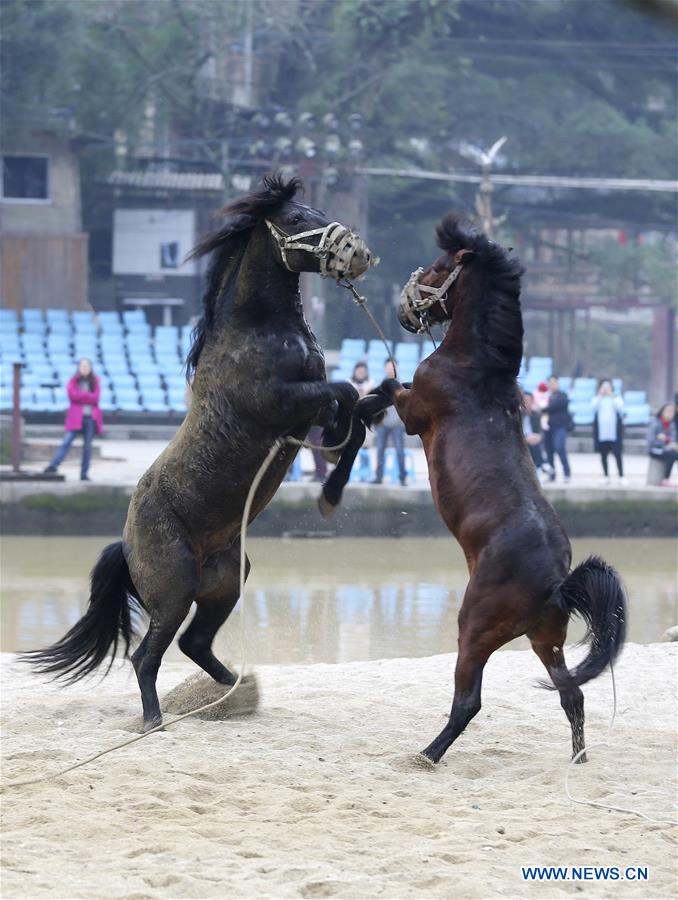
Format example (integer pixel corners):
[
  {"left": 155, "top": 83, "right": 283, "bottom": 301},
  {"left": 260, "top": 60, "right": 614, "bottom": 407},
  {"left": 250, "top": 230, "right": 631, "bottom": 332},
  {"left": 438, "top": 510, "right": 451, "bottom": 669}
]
[{"left": 564, "top": 660, "right": 676, "bottom": 826}]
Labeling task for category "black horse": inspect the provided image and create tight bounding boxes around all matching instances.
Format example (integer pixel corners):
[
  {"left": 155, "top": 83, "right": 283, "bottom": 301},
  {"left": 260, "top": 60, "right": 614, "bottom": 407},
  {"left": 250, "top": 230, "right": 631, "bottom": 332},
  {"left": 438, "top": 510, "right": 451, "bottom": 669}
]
[{"left": 24, "top": 173, "right": 370, "bottom": 730}]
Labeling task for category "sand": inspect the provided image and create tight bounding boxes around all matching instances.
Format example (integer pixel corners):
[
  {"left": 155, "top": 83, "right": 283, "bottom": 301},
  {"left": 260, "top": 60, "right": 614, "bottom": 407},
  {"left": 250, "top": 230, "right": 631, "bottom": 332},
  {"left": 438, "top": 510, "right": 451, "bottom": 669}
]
[{"left": 1, "top": 643, "right": 676, "bottom": 899}]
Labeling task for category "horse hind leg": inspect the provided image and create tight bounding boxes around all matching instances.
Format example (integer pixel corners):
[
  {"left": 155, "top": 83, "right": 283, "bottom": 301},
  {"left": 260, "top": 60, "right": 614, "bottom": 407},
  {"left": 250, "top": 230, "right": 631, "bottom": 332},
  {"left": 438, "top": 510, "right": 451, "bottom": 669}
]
[
  {"left": 130, "top": 547, "right": 199, "bottom": 730},
  {"left": 528, "top": 610, "right": 586, "bottom": 763},
  {"left": 178, "top": 544, "right": 250, "bottom": 684},
  {"left": 421, "top": 586, "right": 518, "bottom": 764}
]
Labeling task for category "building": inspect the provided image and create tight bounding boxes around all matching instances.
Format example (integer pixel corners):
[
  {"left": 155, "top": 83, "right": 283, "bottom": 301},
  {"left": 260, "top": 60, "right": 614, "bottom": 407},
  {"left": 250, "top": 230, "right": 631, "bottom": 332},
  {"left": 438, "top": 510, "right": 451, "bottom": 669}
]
[
  {"left": 0, "top": 131, "right": 88, "bottom": 311},
  {"left": 108, "top": 170, "right": 227, "bottom": 326}
]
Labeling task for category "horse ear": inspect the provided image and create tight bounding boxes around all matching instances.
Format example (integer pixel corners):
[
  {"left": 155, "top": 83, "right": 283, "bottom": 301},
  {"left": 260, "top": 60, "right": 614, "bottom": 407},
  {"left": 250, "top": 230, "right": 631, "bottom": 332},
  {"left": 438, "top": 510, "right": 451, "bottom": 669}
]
[{"left": 454, "top": 248, "right": 475, "bottom": 266}]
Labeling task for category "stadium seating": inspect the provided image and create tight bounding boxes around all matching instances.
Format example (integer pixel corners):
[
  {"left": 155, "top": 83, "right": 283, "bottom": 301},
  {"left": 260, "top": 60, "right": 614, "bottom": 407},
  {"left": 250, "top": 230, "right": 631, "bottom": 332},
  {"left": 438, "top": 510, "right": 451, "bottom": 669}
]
[{"left": 6, "top": 314, "right": 655, "bottom": 426}]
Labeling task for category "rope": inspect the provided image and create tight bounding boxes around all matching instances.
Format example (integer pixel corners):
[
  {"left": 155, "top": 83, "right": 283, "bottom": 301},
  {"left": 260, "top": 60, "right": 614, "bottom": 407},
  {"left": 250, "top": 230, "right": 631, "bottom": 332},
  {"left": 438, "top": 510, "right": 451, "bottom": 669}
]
[
  {"left": 339, "top": 279, "right": 398, "bottom": 379},
  {"left": 564, "top": 660, "right": 676, "bottom": 826}
]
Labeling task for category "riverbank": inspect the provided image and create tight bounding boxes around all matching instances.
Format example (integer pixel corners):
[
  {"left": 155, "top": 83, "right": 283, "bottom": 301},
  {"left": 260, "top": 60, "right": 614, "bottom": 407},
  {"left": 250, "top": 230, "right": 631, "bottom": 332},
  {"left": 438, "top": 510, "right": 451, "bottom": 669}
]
[
  {"left": 1, "top": 643, "right": 675, "bottom": 898},
  {"left": 2, "top": 475, "right": 676, "bottom": 537}
]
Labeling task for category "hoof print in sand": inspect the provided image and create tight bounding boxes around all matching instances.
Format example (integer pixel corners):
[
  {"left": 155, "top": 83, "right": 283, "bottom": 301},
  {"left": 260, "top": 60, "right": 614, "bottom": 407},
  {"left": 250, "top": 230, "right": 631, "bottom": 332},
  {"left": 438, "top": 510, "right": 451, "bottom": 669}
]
[{"left": 162, "top": 670, "right": 260, "bottom": 721}]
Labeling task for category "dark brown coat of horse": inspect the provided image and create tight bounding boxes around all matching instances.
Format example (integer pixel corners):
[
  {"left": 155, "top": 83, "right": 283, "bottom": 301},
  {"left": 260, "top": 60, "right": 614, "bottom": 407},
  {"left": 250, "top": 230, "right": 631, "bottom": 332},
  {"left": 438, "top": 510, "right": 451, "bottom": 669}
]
[{"left": 324, "top": 214, "right": 626, "bottom": 765}]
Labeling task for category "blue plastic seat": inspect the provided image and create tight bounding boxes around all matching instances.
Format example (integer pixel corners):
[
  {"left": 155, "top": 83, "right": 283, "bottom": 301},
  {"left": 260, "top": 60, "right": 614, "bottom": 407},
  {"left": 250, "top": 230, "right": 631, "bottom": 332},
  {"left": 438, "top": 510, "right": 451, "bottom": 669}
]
[
  {"left": 156, "top": 353, "right": 183, "bottom": 379},
  {"left": 46, "top": 308, "right": 69, "bottom": 323},
  {"left": 624, "top": 403, "right": 651, "bottom": 426},
  {"left": 421, "top": 340, "right": 435, "bottom": 359},
  {"left": 155, "top": 325, "right": 179, "bottom": 348},
  {"left": 167, "top": 386, "right": 188, "bottom": 413},
  {"left": 105, "top": 359, "right": 131, "bottom": 378},
  {"left": 115, "top": 387, "right": 143, "bottom": 412},
  {"left": 397, "top": 362, "right": 417, "bottom": 381},
  {"left": 558, "top": 377, "right": 572, "bottom": 393},
  {"left": 25, "top": 386, "right": 57, "bottom": 412},
  {"left": 137, "top": 372, "right": 163, "bottom": 391},
  {"left": 331, "top": 368, "right": 352, "bottom": 382},
  {"left": 122, "top": 308, "right": 148, "bottom": 327},
  {"left": 395, "top": 342, "right": 420, "bottom": 361},
  {"left": 0, "top": 309, "right": 18, "bottom": 325},
  {"left": 571, "top": 403, "right": 594, "bottom": 426},
  {"left": 129, "top": 344, "right": 154, "bottom": 360},
  {"left": 141, "top": 387, "right": 169, "bottom": 412},
  {"left": 22, "top": 333, "right": 45, "bottom": 352},
  {"left": 111, "top": 374, "right": 136, "bottom": 393},
  {"left": 22, "top": 308, "right": 44, "bottom": 327},
  {"left": 0, "top": 386, "right": 13, "bottom": 410},
  {"left": 623, "top": 390, "right": 647, "bottom": 406},
  {"left": 98, "top": 310, "right": 122, "bottom": 327}
]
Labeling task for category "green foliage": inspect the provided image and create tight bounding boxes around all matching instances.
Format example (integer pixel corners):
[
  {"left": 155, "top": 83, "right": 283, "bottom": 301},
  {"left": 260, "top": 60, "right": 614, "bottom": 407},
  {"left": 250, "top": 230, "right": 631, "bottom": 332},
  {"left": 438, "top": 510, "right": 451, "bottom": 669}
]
[
  {"left": 589, "top": 238, "right": 677, "bottom": 307},
  {"left": 21, "top": 490, "right": 131, "bottom": 512}
]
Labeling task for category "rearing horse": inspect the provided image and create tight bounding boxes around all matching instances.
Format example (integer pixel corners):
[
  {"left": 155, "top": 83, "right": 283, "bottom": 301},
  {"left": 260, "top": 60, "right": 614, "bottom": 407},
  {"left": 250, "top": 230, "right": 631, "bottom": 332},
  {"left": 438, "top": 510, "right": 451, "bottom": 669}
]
[
  {"left": 24, "top": 173, "right": 372, "bottom": 731},
  {"left": 324, "top": 214, "right": 626, "bottom": 765}
]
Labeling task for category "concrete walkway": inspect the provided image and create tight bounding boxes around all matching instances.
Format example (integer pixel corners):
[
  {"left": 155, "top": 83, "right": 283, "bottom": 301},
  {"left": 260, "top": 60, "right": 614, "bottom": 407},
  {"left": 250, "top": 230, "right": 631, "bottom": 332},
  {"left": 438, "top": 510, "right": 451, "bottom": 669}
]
[{"left": 12, "top": 435, "right": 675, "bottom": 495}]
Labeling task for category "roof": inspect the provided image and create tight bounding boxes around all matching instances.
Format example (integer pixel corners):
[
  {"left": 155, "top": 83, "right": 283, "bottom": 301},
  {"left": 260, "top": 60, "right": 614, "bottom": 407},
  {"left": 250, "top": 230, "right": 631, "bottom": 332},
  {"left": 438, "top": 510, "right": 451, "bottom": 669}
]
[{"left": 108, "top": 170, "right": 225, "bottom": 192}]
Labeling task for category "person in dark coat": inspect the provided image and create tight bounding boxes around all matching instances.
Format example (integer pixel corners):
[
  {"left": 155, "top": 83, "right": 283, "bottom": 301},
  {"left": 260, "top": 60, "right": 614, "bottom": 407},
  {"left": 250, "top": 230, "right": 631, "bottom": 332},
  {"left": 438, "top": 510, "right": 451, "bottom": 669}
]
[
  {"left": 647, "top": 402, "right": 678, "bottom": 484},
  {"left": 545, "top": 375, "right": 571, "bottom": 482},
  {"left": 592, "top": 378, "right": 625, "bottom": 483}
]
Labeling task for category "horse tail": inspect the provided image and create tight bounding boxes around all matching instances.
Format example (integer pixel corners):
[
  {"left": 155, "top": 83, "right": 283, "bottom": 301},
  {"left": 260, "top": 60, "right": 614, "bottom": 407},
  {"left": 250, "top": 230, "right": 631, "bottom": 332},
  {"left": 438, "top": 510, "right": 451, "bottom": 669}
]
[
  {"left": 318, "top": 407, "right": 366, "bottom": 518},
  {"left": 548, "top": 555, "right": 627, "bottom": 689},
  {"left": 21, "top": 541, "right": 142, "bottom": 683}
]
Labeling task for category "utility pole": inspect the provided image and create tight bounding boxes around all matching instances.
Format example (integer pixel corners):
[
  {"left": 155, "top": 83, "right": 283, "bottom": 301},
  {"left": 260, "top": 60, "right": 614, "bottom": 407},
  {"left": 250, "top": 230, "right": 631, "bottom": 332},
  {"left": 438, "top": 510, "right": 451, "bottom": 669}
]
[{"left": 457, "top": 136, "right": 507, "bottom": 238}]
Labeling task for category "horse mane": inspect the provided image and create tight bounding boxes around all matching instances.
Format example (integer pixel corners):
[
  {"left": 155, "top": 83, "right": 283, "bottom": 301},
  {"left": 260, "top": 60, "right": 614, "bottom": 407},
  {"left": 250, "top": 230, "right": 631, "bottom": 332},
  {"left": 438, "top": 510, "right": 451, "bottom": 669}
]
[
  {"left": 436, "top": 213, "right": 524, "bottom": 381},
  {"left": 185, "top": 172, "right": 304, "bottom": 376}
]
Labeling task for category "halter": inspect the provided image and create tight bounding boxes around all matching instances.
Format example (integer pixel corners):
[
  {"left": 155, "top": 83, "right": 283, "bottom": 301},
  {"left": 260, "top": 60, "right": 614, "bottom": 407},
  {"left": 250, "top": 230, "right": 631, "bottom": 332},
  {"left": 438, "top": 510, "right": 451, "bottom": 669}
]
[
  {"left": 265, "top": 219, "right": 376, "bottom": 281},
  {"left": 398, "top": 263, "right": 463, "bottom": 333}
]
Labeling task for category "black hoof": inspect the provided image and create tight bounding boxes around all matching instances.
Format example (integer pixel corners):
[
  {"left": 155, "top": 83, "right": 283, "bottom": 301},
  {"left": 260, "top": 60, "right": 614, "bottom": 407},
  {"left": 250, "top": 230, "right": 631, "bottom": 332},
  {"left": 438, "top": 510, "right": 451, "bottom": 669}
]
[
  {"left": 414, "top": 752, "right": 437, "bottom": 769},
  {"left": 142, "top": 716, "right": 163, "bottom": 733},
  {"left": 317, "top": 493, "right": 337, "bottom": 519}
]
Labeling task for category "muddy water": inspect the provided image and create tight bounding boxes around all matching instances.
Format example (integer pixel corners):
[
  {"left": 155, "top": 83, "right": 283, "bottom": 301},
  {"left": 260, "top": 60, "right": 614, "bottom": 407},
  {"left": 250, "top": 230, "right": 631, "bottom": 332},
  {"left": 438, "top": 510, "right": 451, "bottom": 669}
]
[{"left": 1, "top": 536, "right": 675, "bottom": 665}]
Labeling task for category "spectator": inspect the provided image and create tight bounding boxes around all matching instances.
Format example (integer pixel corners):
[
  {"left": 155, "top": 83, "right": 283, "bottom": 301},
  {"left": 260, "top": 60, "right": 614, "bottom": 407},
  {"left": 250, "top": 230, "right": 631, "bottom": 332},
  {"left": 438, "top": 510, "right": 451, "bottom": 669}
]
[
  {"left": 522, "top": 391, "right": 553, "bottom": 476},
  {"left": 545, "top": 375, "right": 571, "bottom": 483},
  {"left": 647, "top": 402, "right": 678, "bottom": 485},
  {"left": 350, "top": 361, "right": 374, "bottom": 399},
  {"left": 350, "top": 361, "right": 375, "bottom": 482},
  {"left": 373, "top": 359, "right": 407, "bottom": 486},
  {"left": 592, "top": 378, "right": 625, "bottom": 484},
  {"left": 44, "top": 358, "right": 103, "bottom": 481},
  {"left": 533, "top": 381, "right": 550, "bottom": 411}
]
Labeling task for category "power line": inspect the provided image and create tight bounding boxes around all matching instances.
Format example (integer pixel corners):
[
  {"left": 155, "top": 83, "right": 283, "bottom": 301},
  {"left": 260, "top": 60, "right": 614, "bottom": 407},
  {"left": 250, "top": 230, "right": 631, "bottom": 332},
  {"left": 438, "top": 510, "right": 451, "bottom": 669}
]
[{"left": 358, "top": 166, "right": 678, "bottom": 194}]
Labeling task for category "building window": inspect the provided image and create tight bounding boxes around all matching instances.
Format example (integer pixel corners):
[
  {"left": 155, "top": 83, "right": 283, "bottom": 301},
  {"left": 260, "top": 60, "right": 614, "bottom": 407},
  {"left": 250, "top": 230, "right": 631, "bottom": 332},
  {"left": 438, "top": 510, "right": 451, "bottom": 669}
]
[
  {"left": 1, "top": 155, "right": 50, "bottom": 202},
  {"left": 160, "top": 241, "right": 180, "bottom": 269}
]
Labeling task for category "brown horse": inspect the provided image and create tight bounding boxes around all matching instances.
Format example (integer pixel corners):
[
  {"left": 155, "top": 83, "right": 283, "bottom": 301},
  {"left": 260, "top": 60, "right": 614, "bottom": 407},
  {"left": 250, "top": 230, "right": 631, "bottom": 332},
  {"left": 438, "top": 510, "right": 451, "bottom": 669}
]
[{"left": 322, "top": 214, "right": 626, "bottom": 765}]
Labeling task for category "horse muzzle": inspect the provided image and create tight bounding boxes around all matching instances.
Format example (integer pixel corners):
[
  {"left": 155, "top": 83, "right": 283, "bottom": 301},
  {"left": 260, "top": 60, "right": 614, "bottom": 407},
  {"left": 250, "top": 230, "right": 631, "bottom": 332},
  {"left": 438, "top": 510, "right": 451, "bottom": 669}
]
[
  {"left": 266, "top": 220, "right": 378, "bottom": 281},
  {"left": 397, "top": 263, "right": 464, "bottom": 334}
]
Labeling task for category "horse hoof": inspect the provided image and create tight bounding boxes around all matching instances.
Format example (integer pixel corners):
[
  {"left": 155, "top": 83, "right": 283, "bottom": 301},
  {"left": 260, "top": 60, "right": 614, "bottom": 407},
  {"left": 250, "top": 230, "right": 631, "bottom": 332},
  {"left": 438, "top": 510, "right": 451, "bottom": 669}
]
[
  {"left": 317, "top": 493, "right": 337, "bottom": 520},
  {"left": 143, "top": 717, "right": 163, "bottom": 733},
  {"left": 413, "top": 752, "right": 437, "bottom": 770}
]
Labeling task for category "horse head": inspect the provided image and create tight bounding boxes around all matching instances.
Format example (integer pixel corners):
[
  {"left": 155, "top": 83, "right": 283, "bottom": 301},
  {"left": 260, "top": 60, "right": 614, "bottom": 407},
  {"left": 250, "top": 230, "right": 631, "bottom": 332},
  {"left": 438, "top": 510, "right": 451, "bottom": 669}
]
[{"left": 398, "top": 216, "right": 478, "bottom": 334}]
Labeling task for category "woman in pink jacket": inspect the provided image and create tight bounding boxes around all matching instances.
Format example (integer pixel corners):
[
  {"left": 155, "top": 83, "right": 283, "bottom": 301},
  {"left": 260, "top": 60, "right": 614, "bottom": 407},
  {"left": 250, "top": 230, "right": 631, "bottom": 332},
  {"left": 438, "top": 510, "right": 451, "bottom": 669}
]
[{"left": 44, "top": 358, "right": 104, "bottom": 480}]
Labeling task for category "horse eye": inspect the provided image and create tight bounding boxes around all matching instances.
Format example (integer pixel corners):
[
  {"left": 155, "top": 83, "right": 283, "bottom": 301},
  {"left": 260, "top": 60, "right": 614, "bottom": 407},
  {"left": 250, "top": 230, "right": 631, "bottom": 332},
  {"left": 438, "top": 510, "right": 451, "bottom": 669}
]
[{"left": 289, "top": 214, "right": 303, "bottom": 226}]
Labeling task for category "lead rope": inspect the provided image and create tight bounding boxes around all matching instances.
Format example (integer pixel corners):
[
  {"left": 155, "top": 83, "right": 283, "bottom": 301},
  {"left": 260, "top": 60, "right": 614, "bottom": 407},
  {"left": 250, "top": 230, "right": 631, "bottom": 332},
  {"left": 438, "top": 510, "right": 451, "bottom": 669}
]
[
  {"left": 339, "top": 279, "right": 398, "bottom": 379},
  {"left": 563, "top": 659, "right": 676, "bottom": 825},
  {"left": 2, "top": 283, "right": 392, "bottom": 790}
]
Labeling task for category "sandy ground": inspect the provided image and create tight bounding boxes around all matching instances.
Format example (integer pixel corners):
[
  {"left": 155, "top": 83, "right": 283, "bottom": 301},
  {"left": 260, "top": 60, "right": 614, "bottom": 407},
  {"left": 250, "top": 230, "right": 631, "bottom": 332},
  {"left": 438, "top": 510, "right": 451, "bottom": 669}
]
[{"left": 1, "top": 643, "right": 676, "bottom": 899}]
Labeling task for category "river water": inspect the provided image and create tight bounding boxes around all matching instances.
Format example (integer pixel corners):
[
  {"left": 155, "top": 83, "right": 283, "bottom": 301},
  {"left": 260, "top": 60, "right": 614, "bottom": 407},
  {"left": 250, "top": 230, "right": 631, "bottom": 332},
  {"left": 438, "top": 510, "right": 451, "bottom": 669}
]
[{"left": 1, "top": 536, "right": 675, "bottom": 665}]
